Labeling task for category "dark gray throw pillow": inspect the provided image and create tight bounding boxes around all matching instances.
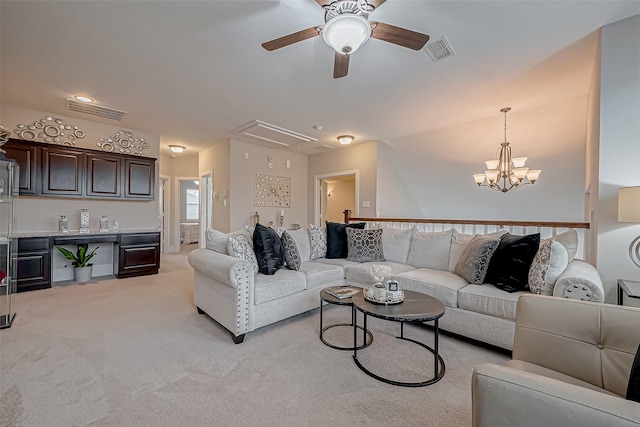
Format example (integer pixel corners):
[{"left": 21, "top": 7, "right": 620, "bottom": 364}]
[
  {"left": 485, "top": 233, "right": 540, "bottom": 293},
  {"left": 454, "top": 234, "right": 501, "bottom": 285},
  {"left": 627, "top": 342, "right": 640, "bottom": 402},
  {"left": 280, "top": 230, "right": 301, "bottom": 271},
  {"left": 326, "top": 222, "right": 365, "bottom": 259},
  {"left": 253, "top": 223, "right": 284, "bottom": 275}
]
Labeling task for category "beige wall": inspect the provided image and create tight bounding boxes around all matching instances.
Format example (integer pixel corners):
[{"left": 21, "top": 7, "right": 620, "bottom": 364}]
[
  {"left": 229, "top": 139, "right": 309, "bottom": 231},
  {"left": 198, "top": 140, "right": 230, "bottom": 232},
  {"left": 595, "top": 15, "right": 640, "bottom": 305},
  {"left": 308, "top": 141, "right": 378, "bottom": 224},
  {"left": 2, "top": 103, "right": 160, "bottom": 233},
  {"left": 325, "top": 179, "right": 355, "bottom": 223}
]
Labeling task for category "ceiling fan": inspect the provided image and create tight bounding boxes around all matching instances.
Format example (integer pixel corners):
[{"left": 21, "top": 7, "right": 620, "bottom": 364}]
[{"left": 262, "top": 0, "right": 430, "bottom": 79}]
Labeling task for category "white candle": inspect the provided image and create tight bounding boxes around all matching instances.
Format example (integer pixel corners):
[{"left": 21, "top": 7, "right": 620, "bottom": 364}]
[{"left": 280, "top": 210, "right": 285, "bottom": 216}]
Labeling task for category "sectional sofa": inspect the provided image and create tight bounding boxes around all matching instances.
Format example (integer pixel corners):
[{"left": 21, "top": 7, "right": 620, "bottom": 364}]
[{"left": 188, "top": 223, "right": 604, "bottom": 348}]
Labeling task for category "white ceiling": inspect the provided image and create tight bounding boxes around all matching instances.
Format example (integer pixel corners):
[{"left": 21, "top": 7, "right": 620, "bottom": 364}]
[{"left": 2, "top": 1, "right": 639, "bottom": 157}]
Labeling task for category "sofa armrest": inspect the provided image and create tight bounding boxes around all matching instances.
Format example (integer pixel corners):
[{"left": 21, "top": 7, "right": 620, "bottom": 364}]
[
  {"left": 553, "top": 259, "right": 605, "bottom": 302},
  {"left": 472, "top": 363, "right": 640, "bottom": 427},
  {"left": 188, "top": 248, "right": 250, "bottom": 289}
]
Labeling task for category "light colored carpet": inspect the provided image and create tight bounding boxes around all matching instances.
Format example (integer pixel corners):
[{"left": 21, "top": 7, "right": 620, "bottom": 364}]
[{"left": 0, "top": 252, "right": 509, "bottom": 427}]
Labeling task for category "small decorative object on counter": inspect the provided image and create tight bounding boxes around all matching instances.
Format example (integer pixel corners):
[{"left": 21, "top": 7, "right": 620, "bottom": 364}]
[
  {"left": 99, "top": 215, "right": 109, "bottom": 233},
  {"left": 79, "top": 209, "right": 90, "bottom": 234},
  {"left": 369, "top": 264, "right": 392, "bottom": 286},
  {"left": 251, "top": 211, "right": 260, "bottom": 228},
  {"left": 113, "top": 220, "right": 119, "bottom": 230},
  {"left": 387, "top": 280, "right": 399, "bottom": 292},
  {"left": 279, "top": 209, "right": 285, "bottom": 227},
  {"left": 58, "top": 215, "right": 69, "bottom": 234}
]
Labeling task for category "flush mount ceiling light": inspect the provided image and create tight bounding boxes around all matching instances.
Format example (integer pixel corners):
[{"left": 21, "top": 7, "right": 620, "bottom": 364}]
[
  {"left": 169, "top": 145, "right": 185, "bottom": 154},
  {"left": 322, "top": 14, "right": 371, "bottom": 55},
  {"left": 337, "top": 135, "right": 354, "bottom": 145},
  {"left": 74, "top": 95, "right": 94, "bottom": 103},
  {"left": 473, "top": 108, "right": 541, "bottom": 193}
]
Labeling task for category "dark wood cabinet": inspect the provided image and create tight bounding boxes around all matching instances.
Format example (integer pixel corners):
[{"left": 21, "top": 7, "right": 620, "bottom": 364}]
[
  {"left": 16, "top": 237, "right": 51, "bottom": 292},
  {"left": 86, "top": 152, "right": 121, "bottom": 198},
  {"left": 3, "top": 143, "right": 39, "bottom": 195},
  {"left": 124, "top": 158, "right": 155, "bottom": 199},
  {"left": 114, "top": 233, "right": 160, "bottom": 278},
  {"left": 41, "top": 146, "right": 84, "bottom": 196},
  {"left": 3, "top": 139, "right": 155, "bottom": 200}
]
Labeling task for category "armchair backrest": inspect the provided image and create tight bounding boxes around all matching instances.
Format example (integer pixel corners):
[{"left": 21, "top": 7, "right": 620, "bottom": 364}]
[{"left": 513, "top": 294, "right": 640, "bottom": 397}]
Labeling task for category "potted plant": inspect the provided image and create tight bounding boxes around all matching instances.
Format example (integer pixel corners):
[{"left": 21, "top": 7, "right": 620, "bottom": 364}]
[{"left": 57, "top": 244, "right": 99, "bottom": 283}]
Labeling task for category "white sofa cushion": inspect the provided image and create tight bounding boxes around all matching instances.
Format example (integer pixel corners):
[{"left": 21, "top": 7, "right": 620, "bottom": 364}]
[
  {"left": 299, "top": 261, "right": 344, "bottom": 290},
  {"left": 457, "top": 283, "right": 525, "bottom": 320},
  {"left": 287, "top": 228, "right": 311, "bottom": 262},
  {"left": 407, "top": 229, "right": 453, "bottom": 271},
  {"left": 206, "top": 227, "right": 252, "bottom": 255},
  {"left": 344, "top": 261, "right": 416, "bottom": 285},
  {"left": 545, "top": 229, "right": 578, "bottom": 261},
  {"left": 449, "top": 230, "right": 474, "bottom": 272},
  {"left": 311, "top": 257, "right": 359, "bottom": 269},
  {"left": 254, "top": 269, "right": 306, "bottom": 304},
  {"left": 395, "top": 268, "right": 469, "bottom": 308},
  {"left": 379, "top": 225, "right": 413, "bottom": 264}
]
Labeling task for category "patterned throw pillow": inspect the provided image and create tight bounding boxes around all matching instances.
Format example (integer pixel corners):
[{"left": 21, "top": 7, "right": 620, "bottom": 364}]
[
  {"left": 528, "top": 239, "right": 569, "bottom": 295},
  {"left": 454, "top": 234, "right": 501, "bottom": 285},
  {"left": 346, "top": 228, "right": 385, "bottom": 262},
  {"left": 309, "top": 224, "right": 327, "bottom": 260},
  {"left": 227, "top": 234, "right": 259, "bottom": 274},
  {"left": 281, "top": 230, "right": 302, "bottom": 271}
]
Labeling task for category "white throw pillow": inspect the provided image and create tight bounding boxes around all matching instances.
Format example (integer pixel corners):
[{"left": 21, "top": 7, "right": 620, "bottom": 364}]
[
  {"left": 206, "top": 227, "right": 252, "bottom": 255},
  {"left": 407, "top": 229, "right": 453, "bottom": 271},
  {"left": 308, "top": 224, "right": 327, "bottom": 260},
  {"left": 227, "top": 234, "right": 259, "bottom": 274},
  {"left": 528, "top": 239, "right": 568, "bottom": 295},
  {"left": 378, "top": 225, "right": 413, "bottom": 264}
]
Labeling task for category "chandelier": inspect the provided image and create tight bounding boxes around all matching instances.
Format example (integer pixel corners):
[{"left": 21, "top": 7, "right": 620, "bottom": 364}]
[{"left": 473, "top": 107, "right": 541, "bottom": 193}]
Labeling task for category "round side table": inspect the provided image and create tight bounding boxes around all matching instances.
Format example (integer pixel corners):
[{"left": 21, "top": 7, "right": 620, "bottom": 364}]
[{"left": 319, "top": 288, "right": 373, "bottom": 351}]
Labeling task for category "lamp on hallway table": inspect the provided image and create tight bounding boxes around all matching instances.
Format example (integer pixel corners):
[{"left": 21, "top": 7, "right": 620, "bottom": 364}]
[{"left": 618, "top": 186, "right": 640, "bottom": 268}]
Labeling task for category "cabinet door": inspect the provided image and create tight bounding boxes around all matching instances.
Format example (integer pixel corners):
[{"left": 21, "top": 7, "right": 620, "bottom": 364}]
[
  {"left": 16, "top": 237, "right": 51, "bottom": 292},
  {"left": 42, "top": 146, "right": 84, "bottom": 196},
  {"left": 86, "top": 153, "right": 121, "bottom": 198},
  {"left": 3, "top": 141, "right": 39, "bottom": 195},
  {"left": 124, "top": 158, "right": 155, "bottom": 199},
  {"left": 115, "top": 233, "right": 160, "bottom": 278}
]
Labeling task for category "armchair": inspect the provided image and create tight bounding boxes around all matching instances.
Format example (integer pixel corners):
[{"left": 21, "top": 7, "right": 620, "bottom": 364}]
[{"left": 472, "top": 294, "right": 640, "bottom": 427}]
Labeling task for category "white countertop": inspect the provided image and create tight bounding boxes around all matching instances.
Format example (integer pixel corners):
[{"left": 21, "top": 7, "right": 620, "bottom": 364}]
[{"left": 15, "top": 228, "right": 159, "bottom": 238}]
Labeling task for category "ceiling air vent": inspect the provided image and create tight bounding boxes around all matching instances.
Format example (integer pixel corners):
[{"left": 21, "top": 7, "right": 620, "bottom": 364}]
[
  {"left": 313, "top": 145, "right": 334, "bottom": 151},
  {"left": 424, "top": 36, "right": 456, "bottom": 63},
  {"left": 236, "top": 119, "right": 317, "bottom": 147},
  {"left": 67, "top": 98, "right": 127, "bottom": 121}
]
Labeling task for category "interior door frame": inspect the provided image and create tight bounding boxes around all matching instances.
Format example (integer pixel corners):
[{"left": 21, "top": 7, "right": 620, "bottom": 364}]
[
  {"left": 313, "top": 169, "right": 359, "bottom": 226},
  {"left": 174, "top": 176, "right": 200, "bottom": 250},
  {"left": 199, "top": 170, "right": 213, "bottom": 248},
  {"left": 159, "top": 174, "right": 172, "bottom": 253}
]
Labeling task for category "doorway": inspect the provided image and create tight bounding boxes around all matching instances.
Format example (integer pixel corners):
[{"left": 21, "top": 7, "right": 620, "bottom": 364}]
[
  {"left": 314, "top": 170, "right": 359, "bottom": 226},
  {"left": 159, "top": 175, "right": 170, "bottom": 253},
  {"left": 175, "top": 176, "right": 200, "bottom": 250}
]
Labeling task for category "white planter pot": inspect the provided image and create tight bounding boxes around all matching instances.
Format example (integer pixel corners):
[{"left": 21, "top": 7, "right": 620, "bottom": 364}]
[{"left": 74, "top": 266, "right": 93, "bottom": 283}]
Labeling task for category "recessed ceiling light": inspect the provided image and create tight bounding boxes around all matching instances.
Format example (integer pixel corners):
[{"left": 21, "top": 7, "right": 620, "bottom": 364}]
[{"left": 74, "top": 95, "right": 94, "bottom": 103}]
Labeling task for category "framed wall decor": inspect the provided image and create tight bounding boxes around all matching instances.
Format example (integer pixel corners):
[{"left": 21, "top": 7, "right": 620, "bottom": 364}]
[{"left": 254, "top": 174, "right": 291, "bottom": 207}]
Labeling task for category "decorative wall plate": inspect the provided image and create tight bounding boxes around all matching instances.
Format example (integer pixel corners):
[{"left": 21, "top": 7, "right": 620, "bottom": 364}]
[{"left": 254, "top": 174, "right": 291, "bottom": 207}]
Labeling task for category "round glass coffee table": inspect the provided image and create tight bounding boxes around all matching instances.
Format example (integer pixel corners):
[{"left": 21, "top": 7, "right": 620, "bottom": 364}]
[
  {"left": 351, "top": 290, "right": 446, "bottom": 387},
  {"left": 319, "top": 288, "right": 373, "bottom": 351}
]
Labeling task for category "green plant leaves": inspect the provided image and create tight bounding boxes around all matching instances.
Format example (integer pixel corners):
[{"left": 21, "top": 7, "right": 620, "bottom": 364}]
[{"left": 56, "top": 244, "right": 100, "bottom": 268}]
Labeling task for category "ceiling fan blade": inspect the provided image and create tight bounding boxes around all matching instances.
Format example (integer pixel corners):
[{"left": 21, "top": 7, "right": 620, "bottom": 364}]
[
  {"left": 370, "top": 21, "right": 430, "bottom": 50},
  {"left": 333, "top": 52, "right": 349, "bottom": 79},
  {"left": 369, "top": 0, "right": 387, "bottom": 9},
  {"left": 262, "top": 26, "right": 321, "bottom": 51}
]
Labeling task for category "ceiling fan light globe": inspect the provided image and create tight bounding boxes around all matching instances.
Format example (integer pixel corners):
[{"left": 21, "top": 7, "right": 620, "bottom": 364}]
[{"left": 322, "top": 14, "right": 371, "bottom": 55}]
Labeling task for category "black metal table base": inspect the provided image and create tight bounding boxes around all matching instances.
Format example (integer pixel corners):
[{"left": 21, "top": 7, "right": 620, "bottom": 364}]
[
  {"left": 320, "top": 297, "right": 373, "bottom": 351},
  {"left": 353, "top": 316, "right": 445, "bottom": 387}
]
